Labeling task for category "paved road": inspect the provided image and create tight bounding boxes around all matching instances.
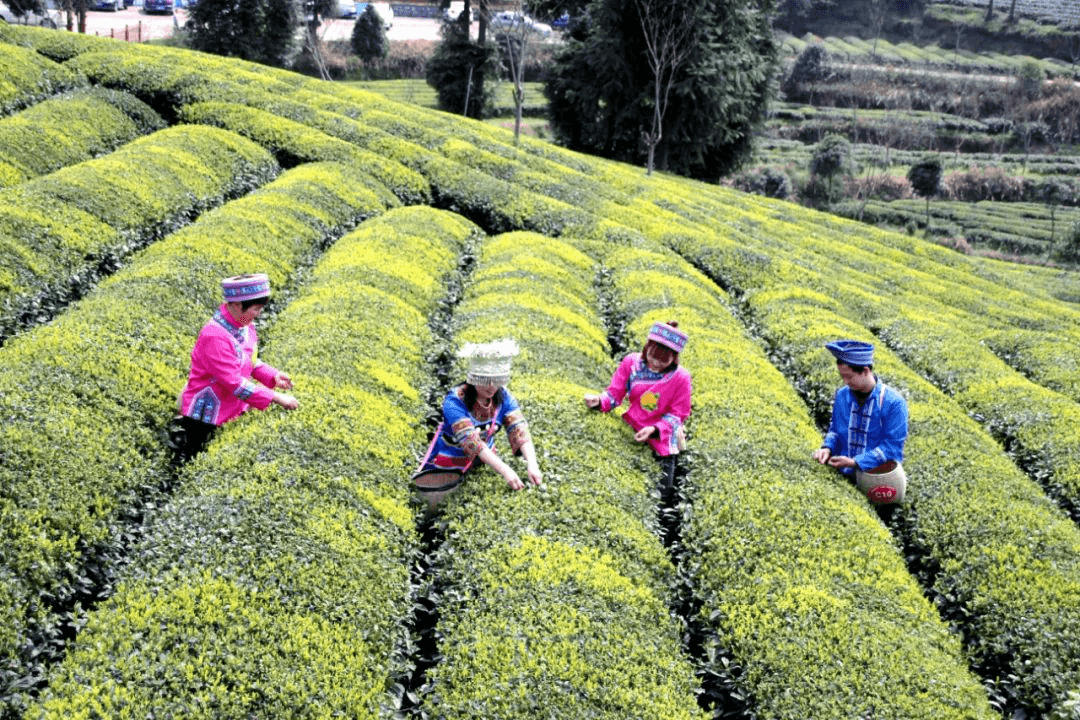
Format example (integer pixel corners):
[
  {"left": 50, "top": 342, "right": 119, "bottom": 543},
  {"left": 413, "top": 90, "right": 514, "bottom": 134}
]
[{"left": 78, "top": 5, "right": 446, "bottom": 43}]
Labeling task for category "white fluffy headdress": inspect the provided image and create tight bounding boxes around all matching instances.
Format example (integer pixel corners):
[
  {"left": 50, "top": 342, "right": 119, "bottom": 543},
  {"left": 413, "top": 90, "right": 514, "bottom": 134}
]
[{"left": 459, "top": 339, "right": 519, "bottom": 386}]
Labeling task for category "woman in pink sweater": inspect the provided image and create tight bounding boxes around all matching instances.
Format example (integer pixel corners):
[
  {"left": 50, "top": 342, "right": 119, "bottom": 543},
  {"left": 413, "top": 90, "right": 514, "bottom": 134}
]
[
  {"left": 584, "top": 320, "right": 692, "bottom": 490},
  {"left": 169, "top": 273, "right": 298, "bottom": 461}
]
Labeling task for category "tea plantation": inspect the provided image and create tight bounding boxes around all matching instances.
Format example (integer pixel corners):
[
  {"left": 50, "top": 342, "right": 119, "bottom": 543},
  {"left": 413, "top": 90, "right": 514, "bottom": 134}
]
[{"left": 1, "top": 24, "right": 1080, "bottom": 720}]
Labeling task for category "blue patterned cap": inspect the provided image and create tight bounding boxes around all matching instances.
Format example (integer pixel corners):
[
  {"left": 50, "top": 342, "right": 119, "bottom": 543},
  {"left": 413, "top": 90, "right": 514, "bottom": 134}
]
[
  {"left": 825, "top": 340, "right": 874, "bottom": 366},
  {"left": 222, "top": 273, "right": 271, "bottom": 302}
]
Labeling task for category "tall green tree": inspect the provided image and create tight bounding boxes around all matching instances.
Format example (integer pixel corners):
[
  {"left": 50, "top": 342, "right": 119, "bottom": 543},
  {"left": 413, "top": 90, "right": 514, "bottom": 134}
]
[
  {"left": 810, "top": 133, "right": 856, "bottom": 205},
  {"left": 907, "top": 154, "right": 942, "bottom": 229},
  {"left": 186, "top": 0, "right": 301, "bottom": 68},
  {"left": 352, "top": 3, "right": 390, "bottom": 69},
  {"left": 542, "top": 0, "right": 778, "bottom": 182},
  {"left": 425, "top": 20, "right": 498, "bottom": 118}
]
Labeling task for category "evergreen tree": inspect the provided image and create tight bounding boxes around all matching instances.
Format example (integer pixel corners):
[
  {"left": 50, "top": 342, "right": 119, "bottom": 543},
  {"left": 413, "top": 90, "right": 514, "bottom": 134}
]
[
  {"left": 352, "top": 3, "right": 389, "bottom": 68},
  {"left": 425, "top": 23, "right": 498, "bottom": 118},
  {"left": 542, "top": 0, "right": 778, "bottom": 181},
  {"left": 186, "top": 0, "right": 300, "bottom": 67},
  {"left": 907, "top": 154, "right": 943, "bottom": 229},
  {"left": 810, "top": 133, "right": 856, "bottom": 205}
]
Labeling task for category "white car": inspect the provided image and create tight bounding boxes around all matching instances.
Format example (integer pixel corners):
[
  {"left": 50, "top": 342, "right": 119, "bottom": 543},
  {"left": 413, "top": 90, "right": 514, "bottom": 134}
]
[
  {"left": 443, "top": 0, "right": 464, "bottom": 21},
  {"left": 488, "top": 10, "right": 551, "bottom": 38},
  {"left": 0, "top": 0, "right": 62, "bottom": 28}
]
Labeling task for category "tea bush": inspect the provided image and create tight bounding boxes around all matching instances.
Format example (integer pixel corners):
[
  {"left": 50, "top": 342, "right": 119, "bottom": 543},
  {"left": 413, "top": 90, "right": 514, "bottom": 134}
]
[
  {"left": 0, "top": 88, "right": 163, "bottom": 188},
  {"left": 658, "top": 186, "right": 1080, "bottom": 717},
  {"left": 423, "top": 231, "right": 703, "bottom": 718},
  {"left": 27, "top": 207, "right": 474, "bottom": 719},
  {"left": 0, "top": 39, "right": 81, "bottom": 114},
  {"left": 178, "top": 101, "right": 430, "bottom": 205},
  {"left": 0, "top": 161, "right": 397, "bottom": 716},
  {"left": 592, "top": 240, "right": 995, "bottom": 719},
  {"left": 0, "top": 124, "right": 278, "bottom": 343}
]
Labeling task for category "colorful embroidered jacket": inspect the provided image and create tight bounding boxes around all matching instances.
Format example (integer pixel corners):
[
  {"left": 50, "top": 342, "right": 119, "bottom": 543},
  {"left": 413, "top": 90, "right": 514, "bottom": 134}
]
[
  {"left": 597, "top": 352, "right": 692, "bottom": 457},
  {"left": 178, "top": 304, "right": 279, "bottom": 426},
  {"left": 822, "top": 379, "right": 908, "bottom": 476},
  {"left": 418, "top": 384, "right": 532, "bottom": 473}
]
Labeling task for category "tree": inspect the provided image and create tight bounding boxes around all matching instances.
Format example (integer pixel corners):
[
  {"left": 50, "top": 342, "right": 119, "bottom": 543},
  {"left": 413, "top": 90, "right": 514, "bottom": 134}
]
[
  {"left": 1039, "top": 179, "right": 1072, "bottom": 253},
  {"left": 776, "top": 0, "right": 812, "bottom": 33},
  {"left": 782, "top": 43, "right": 829, "bottom": 104},
  {"left": 23, "top": 0, "right": 87, "bottom": 34},
  {"left": 300, "top": 0, "right": 338, "bottom": 80},
  {"left": 631, "top": 0, "right": 696, "bottom": 175},
  {"left": 426, "top": 0, "right": 502, "bottom": 118},
  {"left": 425, "top": 21, "right": 498, "bottom": 118},
  {"left": 907, "top": 154, "right": 942, "bottom": 230},
  {"left": 1054, "top": 220, "right": 1080, "bottom": 265},
  {"left": 984, "top": 0, "right": 995, "bottom": 22},
  {"left": 867, "top": 0, "right": 887, "bottom": 56},
  {"left": 810, "top": 133, "right": 856, "bottom": 207},
  {"left": 186, "top": 0, "right": 301, "bottom": 67},
  {"left": 352, "top": 4, "right": 389, "bottom": 70},
  {"left": 543, "top": 0, "right": 778, "bottom": 182},
  {"left": 491, "top": 2, "right": 547, "bottom": 144}
]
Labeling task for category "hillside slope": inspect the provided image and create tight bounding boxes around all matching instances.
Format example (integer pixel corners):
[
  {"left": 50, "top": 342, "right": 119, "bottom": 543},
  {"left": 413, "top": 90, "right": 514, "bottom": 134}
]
[{"left": 1, "top": 25, "right": 1079, "bottom": 720}]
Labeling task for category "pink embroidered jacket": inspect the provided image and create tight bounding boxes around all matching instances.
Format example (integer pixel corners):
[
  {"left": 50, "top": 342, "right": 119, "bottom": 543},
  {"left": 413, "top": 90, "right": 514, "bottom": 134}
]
[
  {"left": 598, "top": 352, "right": 692, "bottom": 457},
  {"left": 178, "top": 305, "right": 279, "bottom": 426}
]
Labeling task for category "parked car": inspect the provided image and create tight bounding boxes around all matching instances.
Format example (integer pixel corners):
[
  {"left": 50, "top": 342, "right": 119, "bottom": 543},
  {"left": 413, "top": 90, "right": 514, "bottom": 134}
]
[
  {"left": 0, "top": 0, "right": 62, "bottom": 27},
  {"left": 550, "top": 11, "right": 569, "bottom": 29},
  {"left": 90, "top": 0, "right": 125, "bottom": 11},
  {"left": 349, "top": 1, "right": 392, "bottom": 27},
  {"left": 443, "top": 0, "right": 470, "bottom": 21},
  {"left": 142, "top": 0, "right": 172, "bottom": 13},
  {"left": 489, "top": 10, "right": 551, "bottom": 37}
]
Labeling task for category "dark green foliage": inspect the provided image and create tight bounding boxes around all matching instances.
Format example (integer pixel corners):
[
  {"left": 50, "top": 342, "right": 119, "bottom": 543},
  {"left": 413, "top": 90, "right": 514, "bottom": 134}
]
[
  {"left": 424, "top": 25, "right": 498, "bottom": 119},
  {"left": 781, "top": 42, "right": 828, "bottom": 99},
  {"left": 1039, "top": 180, "right": 1074, "bottom": 207},
  {"left": 544, "top": 0, "right": 779, "bottom": 182},
  {"left": 1, "top": 0, "right": 54, "bottom": 17},
  {"left": 351, "top": 4, "right": 389, "bottom": 65},
  {"left": 1056, "top": 221, "right": 1080, "bottom": 264},
  {"left": 908, "top": 154, "right": 943, "bottom": 199},
  {"left": 185, "top": 0, "right": 300, "bottom": 67},
  {"left": 810, "top": 133, "right": 855, "bottom": 181},
  {"left": 809, "top": 133, "right": 855, "bottom": 206},
  {"left": 732, "top": 165, "right": 793, "bottom": 200},
  {"left": 1040, "top": 179, "right": 1073, "bottom": 249}
]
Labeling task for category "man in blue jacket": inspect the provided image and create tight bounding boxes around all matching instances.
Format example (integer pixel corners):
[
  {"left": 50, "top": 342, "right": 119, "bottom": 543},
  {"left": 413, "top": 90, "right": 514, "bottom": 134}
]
[{"left": 812, "top": 340, "right": 909, "bottom": 509}]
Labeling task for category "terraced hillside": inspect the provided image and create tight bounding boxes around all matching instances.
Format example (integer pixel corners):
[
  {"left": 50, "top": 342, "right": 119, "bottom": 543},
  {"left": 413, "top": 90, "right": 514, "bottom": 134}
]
[
  {"left": 2, "top": 24, "right": 1080, "bottom": 720},
  {"left": 935, "top": 0, "right": 1080, "bottom": 27}
]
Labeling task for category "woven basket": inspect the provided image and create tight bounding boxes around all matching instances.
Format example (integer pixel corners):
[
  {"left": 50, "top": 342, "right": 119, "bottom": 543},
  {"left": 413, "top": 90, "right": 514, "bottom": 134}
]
[
  {"left": 412, "top": 469, "right": 465, "bottom": 507},
  {"left": 855, "top": 461, "right": 907, "bottom": 505}
]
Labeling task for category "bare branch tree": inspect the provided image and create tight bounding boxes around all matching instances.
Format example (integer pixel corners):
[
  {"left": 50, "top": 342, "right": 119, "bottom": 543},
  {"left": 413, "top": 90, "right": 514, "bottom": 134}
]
[
  {"left": 491, "top": 2, "right": 546, "bottom": 144},
  {"left": 868, "top": 0, "right": 887, "bottom": 57},
  {"left": 631, "top": 0, "right": 695, "bottom": 175}
]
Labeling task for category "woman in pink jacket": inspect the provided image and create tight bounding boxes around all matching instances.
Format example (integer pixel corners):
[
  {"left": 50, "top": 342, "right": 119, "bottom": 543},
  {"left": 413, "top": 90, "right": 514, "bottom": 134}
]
[
  {"left": 584, "top": 320, "right": 692, "bottom": 491},
  {"left": 169, "top": 273, "right": 299, "bottom": 461}
]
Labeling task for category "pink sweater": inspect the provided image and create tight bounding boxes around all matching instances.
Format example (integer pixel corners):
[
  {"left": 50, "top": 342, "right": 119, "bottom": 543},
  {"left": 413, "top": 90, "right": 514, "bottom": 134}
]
[
  {"left": 179, "top": 305, "right": 279, "bottom": 426},
  {"left": 598, "top": 353, "right": 692, "bottom": 457}
]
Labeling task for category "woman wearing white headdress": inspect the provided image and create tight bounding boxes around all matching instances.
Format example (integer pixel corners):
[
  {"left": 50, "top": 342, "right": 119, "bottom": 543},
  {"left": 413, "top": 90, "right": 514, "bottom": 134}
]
[{"left": 412, "top": 339, "right": 543, "bottom": 505}]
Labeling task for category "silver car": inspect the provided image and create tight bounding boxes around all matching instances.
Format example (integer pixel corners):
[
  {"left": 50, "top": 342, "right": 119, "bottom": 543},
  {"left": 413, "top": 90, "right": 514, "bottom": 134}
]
[
  {"left": 0, "top": 0, "right": 63, "bottom": 27},
  {"left": 488, "top": 10, "right": 552, "bottom": 38}
]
